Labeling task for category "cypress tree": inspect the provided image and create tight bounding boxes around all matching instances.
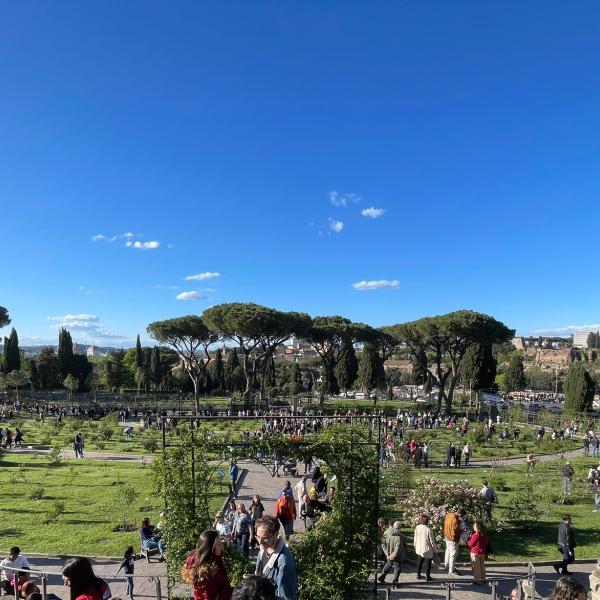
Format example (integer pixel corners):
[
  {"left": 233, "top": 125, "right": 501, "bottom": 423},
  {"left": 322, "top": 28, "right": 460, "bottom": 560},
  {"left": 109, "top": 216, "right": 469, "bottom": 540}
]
[
  {"left": 335, "top": 340, "right": 359, "bottom": 391},
  {"left": 358, "top": 343, "right": 385, "bottom": 396},
  {"left": 29, "top": 359, "right": 41, "bottom": 390},
  {"left": 2, "top": 336, "right": 9, "bottom": 373},
  {"left": 135, "top": 335, "right": 143, "bottom": 370},
  {"left": 290, "top": 362, "right": 303, "bottom": 395},
  {"left": 504, "top": 352, "right": 526, "bottom": 392},
  {"left": 225, "top": 348, "right": 240, "bottom": 390},
  {"left": 58, "top": 328, "right": 74, "bottom": 378},
  {"left": 214, "top": 349, "right": 225, "bottom": 390},
  {"left": 564, "top": 362, "right": 595, "bottom": 415},
  {"left": 6, "top": 328, "right": 20, "bottom": 373},
  {"left": 460, "top": 344, "right": 496, "bottom": 390},
  {"left": 150, "top": 346, "right": 162, "bottom": 390}
]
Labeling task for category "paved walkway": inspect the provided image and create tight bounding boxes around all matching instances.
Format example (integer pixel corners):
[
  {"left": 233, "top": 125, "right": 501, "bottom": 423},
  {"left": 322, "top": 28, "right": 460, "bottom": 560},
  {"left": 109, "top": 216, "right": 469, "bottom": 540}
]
[{"left": 379, "top": 563, "right": 595, "bottom": 599}]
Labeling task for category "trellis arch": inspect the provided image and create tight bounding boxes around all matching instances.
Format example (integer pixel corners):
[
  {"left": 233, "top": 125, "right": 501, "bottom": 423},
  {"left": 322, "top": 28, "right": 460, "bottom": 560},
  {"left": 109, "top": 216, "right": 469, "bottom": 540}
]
[{"left": 154, "top": 415, "right": 382, "bottom": 600}]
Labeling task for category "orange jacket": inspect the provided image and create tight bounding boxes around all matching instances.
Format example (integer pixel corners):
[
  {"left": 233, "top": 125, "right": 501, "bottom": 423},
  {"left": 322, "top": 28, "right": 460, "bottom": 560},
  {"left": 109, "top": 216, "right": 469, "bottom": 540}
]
[{"left": 443, "top": 512, "right": 461, "bottom": 542}]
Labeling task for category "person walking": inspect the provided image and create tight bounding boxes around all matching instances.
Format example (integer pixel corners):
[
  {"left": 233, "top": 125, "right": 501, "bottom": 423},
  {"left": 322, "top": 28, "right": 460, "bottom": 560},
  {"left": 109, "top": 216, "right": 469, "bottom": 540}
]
[
  {"left": 274, "top": 490, "right": 297, "bottom": 539},
  {"left": 229, "top": 462, "right": 239, "bottom": 499},
  {"left": 553, "top": 515, "right": 576, "bottom": 575},
  {"left": 294, "top": 477, "right": 307, "bottom": 521},
  {"left": 562, "top": 462, "right": 574, "bottom": 495},
  {"left": 454, "top": 446, "right": 462, "bottom": 468},
  {"left": 479, "top": 480, "right": 497, "bottom": 517},
  {"left": 467, "top": 522, "right": 492, "bottom": 584},
  {"left": 413, "top": 514, "right": 437, "bottom": 582},
  {"left": 181, "top": 529, "right": 233, "bottom": 600},
  {"left": 116, "top": 546, "right": 135, "bottom": 600},
  {"left": 463, "top": 443, "right": 471, "bottom": 466},
  {"left": 592, "top": 435, "right": 599, "bottom": 459},
  {"left": 232, "top": 504, "right": 252, "bottom": 558},
  {"left": 378, "top": 521, "right": 406, "bottom": 587},
  {"left": 443, "top": 509, "right": 465, "bottom": 576},
  {"left": 249, "top": 495, "right": 265, "bottom": 548},
  {"left": 255, "top": 515, "right": 297, "bottom": 600}
]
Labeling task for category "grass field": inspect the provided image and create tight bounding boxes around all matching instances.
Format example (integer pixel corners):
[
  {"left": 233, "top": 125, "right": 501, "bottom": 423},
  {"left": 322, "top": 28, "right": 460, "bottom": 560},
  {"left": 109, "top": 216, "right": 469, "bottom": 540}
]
[
  {"left": 0, "top": 452, "right": 225, "bottom": 556},
  {"left": 388, "top": 452, "right": 600, "bottom": 561}
]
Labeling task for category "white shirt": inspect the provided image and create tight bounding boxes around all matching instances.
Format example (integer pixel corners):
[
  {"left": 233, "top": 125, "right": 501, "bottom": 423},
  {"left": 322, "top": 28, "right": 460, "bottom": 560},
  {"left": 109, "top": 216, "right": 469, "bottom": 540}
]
[{"left": 1, "top": 556, "right": 30, "bottom": 581}]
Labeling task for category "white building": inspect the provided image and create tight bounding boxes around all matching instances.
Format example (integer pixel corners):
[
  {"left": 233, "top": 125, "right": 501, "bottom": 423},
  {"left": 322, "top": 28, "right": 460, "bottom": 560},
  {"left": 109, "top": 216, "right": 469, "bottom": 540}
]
[{"left": 573, "top": 331, "right": 591, "bottom": 348}]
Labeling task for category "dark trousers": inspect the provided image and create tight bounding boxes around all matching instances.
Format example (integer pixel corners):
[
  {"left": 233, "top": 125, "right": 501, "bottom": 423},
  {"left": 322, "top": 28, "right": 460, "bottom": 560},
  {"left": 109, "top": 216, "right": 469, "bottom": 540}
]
[
  {"left": 1, "top": 581, "right": 14, "bottom": 595},
  {"left": 236, "top": 533, "right": 249, "bottom": 557},
  {"left": 554, "top": 546, "right": 574, "bottom": 573},
  {"left": 416, "top": 556, "right": 432, "bottom": 578},
  {"left": 380, "top": 559, "right": 401, "bottom": 581}
]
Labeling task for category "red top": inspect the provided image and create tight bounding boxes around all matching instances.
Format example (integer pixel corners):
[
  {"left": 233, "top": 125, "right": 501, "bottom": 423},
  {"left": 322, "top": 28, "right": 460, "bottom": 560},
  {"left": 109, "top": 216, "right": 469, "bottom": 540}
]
[
  {"left": 185, "top": 554, "right": 232, "bottom": 600},
  {"left": 75, "top": 581, "right": 111, "bottom": 600},
  {"left": 467, "top": 532, "right": 490, "bottom": 556}
]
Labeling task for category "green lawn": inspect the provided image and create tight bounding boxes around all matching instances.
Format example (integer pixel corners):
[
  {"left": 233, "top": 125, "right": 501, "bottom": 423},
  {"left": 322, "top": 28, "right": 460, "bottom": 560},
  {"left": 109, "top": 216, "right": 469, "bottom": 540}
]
[
  {"left": 0, "top": 452, "right": 225, "bottom": 556},
  {"left": 389, "top": 453, "right": 600, "bottom": 561}
]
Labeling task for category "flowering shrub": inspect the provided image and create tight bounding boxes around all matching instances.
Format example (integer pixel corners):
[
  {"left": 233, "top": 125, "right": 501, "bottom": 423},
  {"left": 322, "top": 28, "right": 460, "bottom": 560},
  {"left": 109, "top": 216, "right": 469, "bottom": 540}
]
[{"left": 400, "top": 477, "right": 490, "bottom": 542}]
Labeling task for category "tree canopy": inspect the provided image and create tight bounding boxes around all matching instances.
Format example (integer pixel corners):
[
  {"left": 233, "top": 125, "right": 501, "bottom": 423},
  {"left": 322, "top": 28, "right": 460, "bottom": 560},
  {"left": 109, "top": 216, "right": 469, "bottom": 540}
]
[
  {"left": 0, "top": 306, "right": 10, "bottom": 329},
  {"left": 202, "top": 303, "right": 311, "bottom": 402},
  {"left": 384, "top": 310, "right": 513, "bottom": 410},
  {"left": 147, "top": 315, "right": 217, "bottom": 410}
]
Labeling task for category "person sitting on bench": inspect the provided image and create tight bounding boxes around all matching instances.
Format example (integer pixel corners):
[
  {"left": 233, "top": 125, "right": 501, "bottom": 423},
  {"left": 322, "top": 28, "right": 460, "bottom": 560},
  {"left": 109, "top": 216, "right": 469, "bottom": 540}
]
[{"left": 140, "top": 518, "right": 165, "bottom": 561}]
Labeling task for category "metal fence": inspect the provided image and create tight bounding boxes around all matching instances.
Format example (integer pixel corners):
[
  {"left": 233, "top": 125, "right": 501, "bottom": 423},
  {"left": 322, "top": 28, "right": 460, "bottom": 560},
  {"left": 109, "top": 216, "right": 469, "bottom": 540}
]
[{"left": 1, "top": 564, "right": 166, "bottom": 600}]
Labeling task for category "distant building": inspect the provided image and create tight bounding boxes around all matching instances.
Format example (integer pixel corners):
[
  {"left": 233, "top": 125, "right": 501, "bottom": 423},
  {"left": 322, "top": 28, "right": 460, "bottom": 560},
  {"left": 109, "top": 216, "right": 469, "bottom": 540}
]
[
  {"left": 86, "top": 345, "right": 101, "bottom": 357},
  {"left": 512, "top": 337, "right": 525, "bottom": 351},
  {"left": 573, "top": 331, "right": 591, "bottom": 348}
]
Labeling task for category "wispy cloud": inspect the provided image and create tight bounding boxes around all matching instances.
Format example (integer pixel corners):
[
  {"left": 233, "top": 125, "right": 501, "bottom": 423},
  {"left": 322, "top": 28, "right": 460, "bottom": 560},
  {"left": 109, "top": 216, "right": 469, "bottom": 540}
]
[
  {"left": 329, "top": 191, "right": 361, "bottom": 207},
  {"left": 92, "top": 232, "right": 161, "bottom": 250},
  {"left": 46, "top": 314, "right": 132, "bottom": 343},
  {"left": 532, "top": 323, "right": 600, "bottom": 335},
  {"left": 125, "top": 240, "right": 160, "bottom": 250},
  {"left": 176, "top": 291, "right": 206, "bottom": 301},
  {"left": 184, "top": 272, "right": 221, "bottom": 281},
  {"left": 153, "top": 284, "right": 180, "bottom": 290},
  {"left": 361, "top": 206, "right": 386, "bottom": 219},
  {"left": 328, "top": 218, "right": 344, "bottom": 233},
  {"left": 353, "top": 279, "right": 399, "bottom": 291}
]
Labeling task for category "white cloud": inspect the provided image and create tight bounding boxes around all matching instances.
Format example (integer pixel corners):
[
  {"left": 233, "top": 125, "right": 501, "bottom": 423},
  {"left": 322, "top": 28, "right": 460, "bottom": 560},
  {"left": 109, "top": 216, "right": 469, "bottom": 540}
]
[
  {"left": 532, "top": 323, "right": 600, "bottom": 335},
  {"left": 48, "top": 313, "right": 99, "bottom": 322},
  {"left": 92, "top": 234, "right": 118, "bottom": 242},
  {"left": 176, "top": 291, "right": 206, "bottom": 301},
  {"left": 125, "top": 240, "right": 160, "bottom": 250},
  {"left": 46, "top": 313, "right": 132, "bottom": 344},
  {"left": 328, "top": 218, "right": 344, "bottom": 233},
  {"left": 184, "top": 272, "right": 221, "bottom": 281},
  {"left": 361, "top": 206, "right": 386, "bottom": 219},
  {"left": 353, "top": 279, "right": 399, "bottom": 291},
  {"left": 329, "top": 191, "right": 361, "bottom": 207}
]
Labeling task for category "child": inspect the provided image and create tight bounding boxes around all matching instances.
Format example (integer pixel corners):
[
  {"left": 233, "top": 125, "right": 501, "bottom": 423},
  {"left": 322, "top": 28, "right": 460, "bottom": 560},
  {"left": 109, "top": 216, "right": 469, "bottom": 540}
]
[{"left": 117, "top": 546, "right": 135, "bottom": 600}]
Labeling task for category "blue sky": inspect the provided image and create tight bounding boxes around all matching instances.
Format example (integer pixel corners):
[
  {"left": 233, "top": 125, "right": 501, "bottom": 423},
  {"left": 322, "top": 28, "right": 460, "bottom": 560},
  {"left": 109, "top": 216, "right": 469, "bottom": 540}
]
[{"left": 2, "top": 1, "right": 600, "bottom": 346}]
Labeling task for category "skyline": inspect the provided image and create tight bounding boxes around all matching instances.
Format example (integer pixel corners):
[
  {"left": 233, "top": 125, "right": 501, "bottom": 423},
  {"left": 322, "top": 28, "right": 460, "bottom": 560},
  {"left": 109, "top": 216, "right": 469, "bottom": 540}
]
[{"left": 2, "top": 2, "right": 600, "bottom": 345}]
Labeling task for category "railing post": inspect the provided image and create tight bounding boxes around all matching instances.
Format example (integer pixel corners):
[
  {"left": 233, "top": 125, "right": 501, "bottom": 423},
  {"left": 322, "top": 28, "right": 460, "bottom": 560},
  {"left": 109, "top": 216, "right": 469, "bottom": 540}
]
[
  {"left": 445, "top": 581, "right": 452, "bottom": 600},
  {"left": 516, "top": 579, "right": 523, "bottom": 600},
  {"left": 490, "top": 579, "right": 498, "bottom": 599},
  {"left": 385, "top": 585, "right": 391, "bottom": 600},
  {"left": 41, "top": 574, "right": 48, "bottom": 600},
  {"left": 154, "top": 577, "right": 163, "bottom": 600}
]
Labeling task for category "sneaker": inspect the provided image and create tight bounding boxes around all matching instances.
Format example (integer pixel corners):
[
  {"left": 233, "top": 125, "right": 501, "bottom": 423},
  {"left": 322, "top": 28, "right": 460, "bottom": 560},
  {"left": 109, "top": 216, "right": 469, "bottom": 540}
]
[
  {"left": 553, "top": 565, "right": 560, "bottom": 574},
  {"left": 416, "top": 574, "right": 424, "bottom": 580},
  {"left": 426, "top": 576, "right": 434, "bottom": 582},
  {"left": 452, "top": 569, "right": 462, "bottom": 576}
]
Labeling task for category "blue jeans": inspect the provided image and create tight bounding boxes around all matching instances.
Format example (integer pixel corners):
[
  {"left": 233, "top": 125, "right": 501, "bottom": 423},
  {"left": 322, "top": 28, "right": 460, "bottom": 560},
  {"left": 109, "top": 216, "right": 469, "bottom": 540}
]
[
  {"left": 143, "top": 538, "right": 165, "bottom": 555},
  {"left": 236, "top": 532, "right": 249, "bottom": 557},
  {"left": 555, "top": 546, "right": 574, "bottom": 573},
  {"left": 126, "top": 576, "right": 134, "bottom": 598}
]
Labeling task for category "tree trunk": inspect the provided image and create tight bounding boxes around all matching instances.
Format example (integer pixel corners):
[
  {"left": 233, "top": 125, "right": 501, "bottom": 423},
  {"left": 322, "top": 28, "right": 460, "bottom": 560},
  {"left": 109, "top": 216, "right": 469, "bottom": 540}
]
[
  {"left": 192, "top": 376, "right": 199, "bottom": 413},
  {"left": 445, "top": 376, "right": 457, "bottom": 413}
]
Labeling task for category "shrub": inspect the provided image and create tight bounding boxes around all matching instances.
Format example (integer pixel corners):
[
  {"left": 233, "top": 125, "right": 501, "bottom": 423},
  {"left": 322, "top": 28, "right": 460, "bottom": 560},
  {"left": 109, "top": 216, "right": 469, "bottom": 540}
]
[
  {"left": 505, "top": 481, "right": 545, "bottom": 529},
  {"left": 467, "top": 423, "right": 486, "bottom": 446},
  {"left": 143, "top": 434, "right": 159, "bottom": 453},
  {"left": 95, "top": 440, "right": 106, "bottom": 450},
  {"left": 44, "top": 500, "right": 66, "bottom": 524},
  {"left": 47, "top": 445, "right": 63, "bottom": 466},
  {"left": 400, "top": 477, "right": 491, "bottom": 542},
  {"left": 30, "top": 486, "right": 45, "bottom": 500}
]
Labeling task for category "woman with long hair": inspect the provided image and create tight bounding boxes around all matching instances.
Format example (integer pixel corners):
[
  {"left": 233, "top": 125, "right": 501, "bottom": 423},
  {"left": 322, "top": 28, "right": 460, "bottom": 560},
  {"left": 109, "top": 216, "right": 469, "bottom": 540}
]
[
  {"left": 249, "top": 495, "right": 265, "bottom": 548},
  {"left": 62, "top": 558, "right": 111, "bottom": 600},
  {"left": 548, "top": 576, "right": 587, "bottom": 600},
  {"left": 467, "top": 521, "right": 492, "bottom": 584},
  {"left": 181, "top": 529, "right": 232, "bottom": 600}
]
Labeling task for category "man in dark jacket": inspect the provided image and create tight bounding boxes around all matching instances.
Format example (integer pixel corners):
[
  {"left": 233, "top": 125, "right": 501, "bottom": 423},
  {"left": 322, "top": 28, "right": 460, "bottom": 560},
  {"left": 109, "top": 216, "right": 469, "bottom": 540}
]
[
  {"left": 378, "top": 520, "right": 406, "bottom": 587},
  {"left": 553, "top": 515, "right": 576, "bottom": 574},
  {"left": 562, "top": 462, "right": 574, "bottom": 495}
]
